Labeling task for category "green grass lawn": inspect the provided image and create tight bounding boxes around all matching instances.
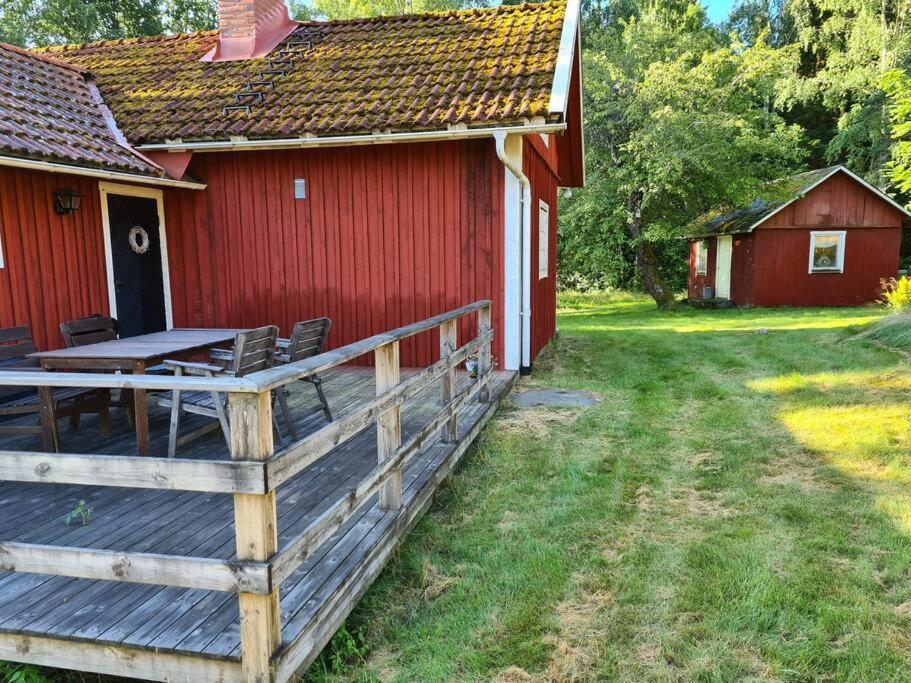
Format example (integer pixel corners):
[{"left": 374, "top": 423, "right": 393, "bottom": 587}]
[{"left": 312, "top": 292, "right": 911, "bottom": 682}]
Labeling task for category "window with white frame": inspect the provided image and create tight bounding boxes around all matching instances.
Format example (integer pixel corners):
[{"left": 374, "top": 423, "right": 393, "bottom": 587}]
[
  {"left": 695, "top": 240, "right": 708, "bottom": 275},
  {"left": 0, "top": 230, "right": 4, "bottom": 269},
  {"left": 808, "top": 230, "right": 846, "bottom": 273},
  {"left": 538, "top": 200, "right": 550, "bottom": 279}
]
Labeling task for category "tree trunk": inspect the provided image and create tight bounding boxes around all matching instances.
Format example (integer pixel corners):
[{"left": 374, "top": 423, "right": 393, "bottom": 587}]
[{"left": 625, "top": 190, "right": 676, "bottom": 308}]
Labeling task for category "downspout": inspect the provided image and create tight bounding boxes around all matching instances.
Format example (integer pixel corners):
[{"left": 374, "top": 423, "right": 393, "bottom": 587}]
[{"left": 493, "top": 131, "right": 532, "bottom": 374}]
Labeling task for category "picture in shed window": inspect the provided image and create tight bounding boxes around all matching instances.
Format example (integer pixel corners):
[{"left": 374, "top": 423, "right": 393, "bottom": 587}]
[
  {"left": 809, "top": 231, "right": 846, "bottom": 273},
  {"left": 695, "top": 240, "right": 708, "bottom": 275},
  {"left": 538, "top": 200, "right": 549, "bottom": 279}
]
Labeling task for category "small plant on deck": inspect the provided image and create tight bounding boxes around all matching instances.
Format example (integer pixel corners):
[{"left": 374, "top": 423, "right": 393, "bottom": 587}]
[{"left": 63, "top": 500, "right": 93, "bottom": 527}]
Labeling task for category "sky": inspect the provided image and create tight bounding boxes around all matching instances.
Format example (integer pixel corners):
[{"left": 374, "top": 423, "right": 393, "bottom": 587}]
[{"left": 702, "top": 0, "right": 736, "bottom": 23}]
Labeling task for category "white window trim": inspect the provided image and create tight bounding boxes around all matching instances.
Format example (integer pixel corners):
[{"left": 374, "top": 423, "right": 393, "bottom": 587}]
[
  {"left": 98, "top": 181, "right": 174, "bottom": 329},
  {"left": 538, "top": 199, "right": 550, "bottom": 280},
  {"left": 808, "top": 230, "right": 846, "bottom": 274},
  {"left": 0, "top": 229, "right": 4, "bottom": 269},
  {"left": 695, "top": 240, "right": 708, "bottom": 276}
]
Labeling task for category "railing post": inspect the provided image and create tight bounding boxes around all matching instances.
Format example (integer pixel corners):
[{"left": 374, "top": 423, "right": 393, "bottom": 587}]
[
  {"left": 376, "top": 341, "right": 402, "bottom": 510},
  {"left": 439, "top": 318, "right": 458, "bottom": 442},
  {"left": 230, "top": 390, "right": 280, "bottom": 683},
  {"left": 478, "top": 304, "right": 492, "bottom": 402}
]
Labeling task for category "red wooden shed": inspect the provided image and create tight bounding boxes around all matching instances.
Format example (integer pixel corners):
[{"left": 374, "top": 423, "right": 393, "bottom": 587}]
[
  {"left": 687, "top": 166, "right": 911, "bottom": 307},
  {"left": 0, "top": 0, "right": 585, "bottom": 372}
]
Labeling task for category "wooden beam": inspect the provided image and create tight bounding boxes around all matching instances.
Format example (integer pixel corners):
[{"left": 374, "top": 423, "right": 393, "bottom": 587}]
[
  {"left": 0, "top": 632, "right": 242, "bottom": 682},
  {"left": 265, "top": 330, "right": 491, "bottom": 489},
  {"left": 478, "top": 304, "right": 492, "bottom": 402},
  {"left": 439, "top": 318, "right": 458, "bottom": 442},
  {"left": 375, "top": 341, "right": 401, "bottom": 511},
  {"left": 271, "top": 368, "right": 491, "bottom": 586},
  {"left": 0, "top": 542, "right": 270, "bottom": 594},
  {"left": 0, "top": 450, "right": 266, "bottom": 493},
  {"left": 230, "top": 391, "right": 280, "bottom": 683},
  {"left": 0, "top": 370, "right": 256, "bottom": 393},
  {"left": 248, "top": 300, "right": 492, "bottom": 392}
]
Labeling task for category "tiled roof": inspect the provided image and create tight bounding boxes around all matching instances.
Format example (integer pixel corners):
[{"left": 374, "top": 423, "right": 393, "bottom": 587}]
[
  {"left": 0, "top": 42, "right": 161, "bottom": 175},
  {"left": 691, "top": 166, "right": 846, "bottom": 237},
  {"left": 41, "top": 2, "right": 567, "bottom": 145}
]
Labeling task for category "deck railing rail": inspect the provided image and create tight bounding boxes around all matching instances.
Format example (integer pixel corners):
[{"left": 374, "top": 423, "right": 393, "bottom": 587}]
[{"left": 0, "top": 300, "right": 493, "bottom": 681}]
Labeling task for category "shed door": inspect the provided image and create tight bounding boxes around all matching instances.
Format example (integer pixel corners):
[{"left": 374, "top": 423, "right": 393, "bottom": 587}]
[{"left": 715, "top": 235, "right": 733, "bottom": 299}]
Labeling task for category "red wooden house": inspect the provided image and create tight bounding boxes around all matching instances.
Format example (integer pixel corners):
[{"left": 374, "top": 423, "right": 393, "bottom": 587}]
[
  {"left": 687, "top": 166, "right": 910, "bottom": 307},
  {"left": 0, "top": 0, "right": 584, "bottom": 372}
]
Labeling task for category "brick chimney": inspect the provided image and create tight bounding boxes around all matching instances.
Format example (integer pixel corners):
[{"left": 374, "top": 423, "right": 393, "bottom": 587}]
[{"left": 205, "top": 0, "right": 298, "bottom": 62}]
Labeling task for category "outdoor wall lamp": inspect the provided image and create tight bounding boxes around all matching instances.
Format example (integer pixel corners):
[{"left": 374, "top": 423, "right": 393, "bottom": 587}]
[{"left": 54, "top": 187, "right": 83, "bottom": 215}]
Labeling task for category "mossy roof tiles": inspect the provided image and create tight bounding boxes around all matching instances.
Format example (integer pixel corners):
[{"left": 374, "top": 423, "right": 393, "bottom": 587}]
[
  {"left": 0, "top": 42, "right": 161, "bottom": 174},
  {"left": 40, "top": 1, "right": 567, "bottom": 146}
]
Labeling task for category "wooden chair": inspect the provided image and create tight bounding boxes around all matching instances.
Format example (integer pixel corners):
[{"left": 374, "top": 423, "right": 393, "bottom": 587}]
[
  {"left": 0, "top": 325, "right": 111, "bottom": 451},
  {"left": 158, "top": 325, "right": 295, "bottom": 458},
  {"left": 60, "top": 314, "right": 119, "bottom": 348},
  {"left": 60, "top": 314, "right": 134, "bottom": 424},
  {"left": 275, "top": 318, "right": 333, "bottom": 422}
]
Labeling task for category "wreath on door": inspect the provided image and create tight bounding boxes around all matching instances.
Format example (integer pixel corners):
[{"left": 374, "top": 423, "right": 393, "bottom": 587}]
[{"left": 128, "top": 226, "right": 150, "bottom": 255}]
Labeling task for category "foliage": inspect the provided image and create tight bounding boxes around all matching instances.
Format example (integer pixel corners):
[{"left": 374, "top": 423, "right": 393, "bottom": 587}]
[
  {"left": 63, "top": 499, "right": 93, "bottom": 527},
  {"left": 0, "top": 0, "right": 217, "bottom": 45},
  {"left": 880, "top": 275, "right": 911, "bottom": 310},
  {"left": 561, "top": 0, "right": 805, "bottom": 305},
  {"left": 305, "top": 622, "right": 370, "bottom": 681},
  {"left": 884, "top": 68, "right": 911, "bottom": 193},
  {"left": 853, "top": 310, "right": 911, "bottom": 349}
]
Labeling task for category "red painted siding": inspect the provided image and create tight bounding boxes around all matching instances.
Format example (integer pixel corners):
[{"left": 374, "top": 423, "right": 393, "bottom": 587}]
[
  {"left": 687, "top": 237, "right": 716, "bottom": 300},
  {"left": 164, "top": 139, "right": 505, "bottom": 367},
  {"left": 751, "top": 228, "right": 900, "bottom": 306},
  {"left": 524, "top": 137, "right": 559, "bottom": 361},
  {"left": 555, "top": 42, "right": 584, "bottom": 188},
  {"left": 689, "top": 172, "right": 904, "bottom": 306},
  {"left": 0, "top": 167, "right": 110, "bottom": 350}
]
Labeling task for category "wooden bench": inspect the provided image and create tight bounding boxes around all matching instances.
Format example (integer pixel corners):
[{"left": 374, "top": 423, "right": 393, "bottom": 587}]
[{"left": 0, "top": 326, "right": 111, "bottom": 451}]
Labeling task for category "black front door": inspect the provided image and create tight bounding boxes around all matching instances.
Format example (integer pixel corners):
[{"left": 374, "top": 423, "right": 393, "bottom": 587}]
[{"left": 106, "top": 193, "right": 167, "bottom": 338}]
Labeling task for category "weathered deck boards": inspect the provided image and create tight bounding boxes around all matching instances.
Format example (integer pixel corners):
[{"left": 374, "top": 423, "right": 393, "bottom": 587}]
[{"left": 0, "top": 367, "right": 515, "bottom": 679}]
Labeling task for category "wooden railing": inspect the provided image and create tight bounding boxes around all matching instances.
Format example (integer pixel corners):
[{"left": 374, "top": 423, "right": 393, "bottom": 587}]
[{"left": 0, "top": 300, "right": 493, "bottom": 681}]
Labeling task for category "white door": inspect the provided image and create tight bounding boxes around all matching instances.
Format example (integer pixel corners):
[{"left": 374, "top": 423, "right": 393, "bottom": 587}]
[{"left": 715, "top": 236, "right": 732, "bottom": 299}]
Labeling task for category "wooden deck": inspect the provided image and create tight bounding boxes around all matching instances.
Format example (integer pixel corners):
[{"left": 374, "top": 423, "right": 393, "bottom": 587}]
[
  {"left": 0, "top": 302, "right": 514, "bottom": 681},
  {"left": 0, "top": 366, "right": 515, "bottom": 680}
]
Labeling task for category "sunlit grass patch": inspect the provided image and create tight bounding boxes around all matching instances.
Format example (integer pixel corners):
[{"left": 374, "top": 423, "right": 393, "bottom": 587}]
[{"left": 312, "top": 291, "right": 911, "bottom": 682}]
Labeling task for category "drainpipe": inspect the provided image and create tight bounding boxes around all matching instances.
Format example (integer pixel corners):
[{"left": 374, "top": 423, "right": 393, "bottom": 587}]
[{"left": 493, "top": 131, "right": 532, "bottom": 374}]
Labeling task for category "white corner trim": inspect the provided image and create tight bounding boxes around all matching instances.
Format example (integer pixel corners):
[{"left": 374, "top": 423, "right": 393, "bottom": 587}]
[
  {"left": 98, "top": 182, "right": 174, "bottom": 330},
  {"left": 548, "top": 0, "right": 581, "bottom": 116},
  {"left": 749, "top": 166, "right": 911, "bottom": 232},
  {"left": 808, "top": 230, "right": 847, "bottom": 274}
]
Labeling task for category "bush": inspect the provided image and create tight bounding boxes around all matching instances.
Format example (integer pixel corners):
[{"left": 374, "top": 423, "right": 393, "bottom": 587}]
[{"left": 880, "top": 276, "right": 911, "bottom": 311}]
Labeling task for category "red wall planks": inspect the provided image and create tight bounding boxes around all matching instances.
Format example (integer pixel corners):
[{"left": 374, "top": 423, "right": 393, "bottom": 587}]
[
  {"left": 688, "top": 172, "right": 904, "bottom": 306},
  {"left": 751, "top": 227, "right": 900, "bottom": 306},
  {"left": 524, "top": 136, "right": 559, "bottom": 361},
  {"left": 688, "top": 237, "right": 716, "bottom": 300},
  {"left": 0, "top": 167, "right": 110, "bottom": 350},
  {"left": 164, "top": 139, "right": 505, "bottom": 367}
]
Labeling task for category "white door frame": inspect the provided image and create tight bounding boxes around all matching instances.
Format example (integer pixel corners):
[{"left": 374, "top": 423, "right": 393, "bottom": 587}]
[
  {"left": 98, "top": 181, "right": 174, "bottom": 330},
  {"left": 715, "top": 235, "right": 732, "bottom": 299}
]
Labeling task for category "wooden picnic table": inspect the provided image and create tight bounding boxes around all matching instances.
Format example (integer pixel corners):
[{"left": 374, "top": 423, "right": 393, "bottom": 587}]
[{"left": 30, "top": 328, "right": 247, "bottom": 456}]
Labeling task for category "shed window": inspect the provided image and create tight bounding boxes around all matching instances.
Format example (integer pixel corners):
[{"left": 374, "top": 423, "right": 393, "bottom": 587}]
[
  {"left": 695, "top": 241, "right": 708, "bottom": 275},
  {"left": 538, "top": 200, "right": 550, "bottom": 279},
  {"left": 809, "top": 231, "right": 846, "bottom": 273}
]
